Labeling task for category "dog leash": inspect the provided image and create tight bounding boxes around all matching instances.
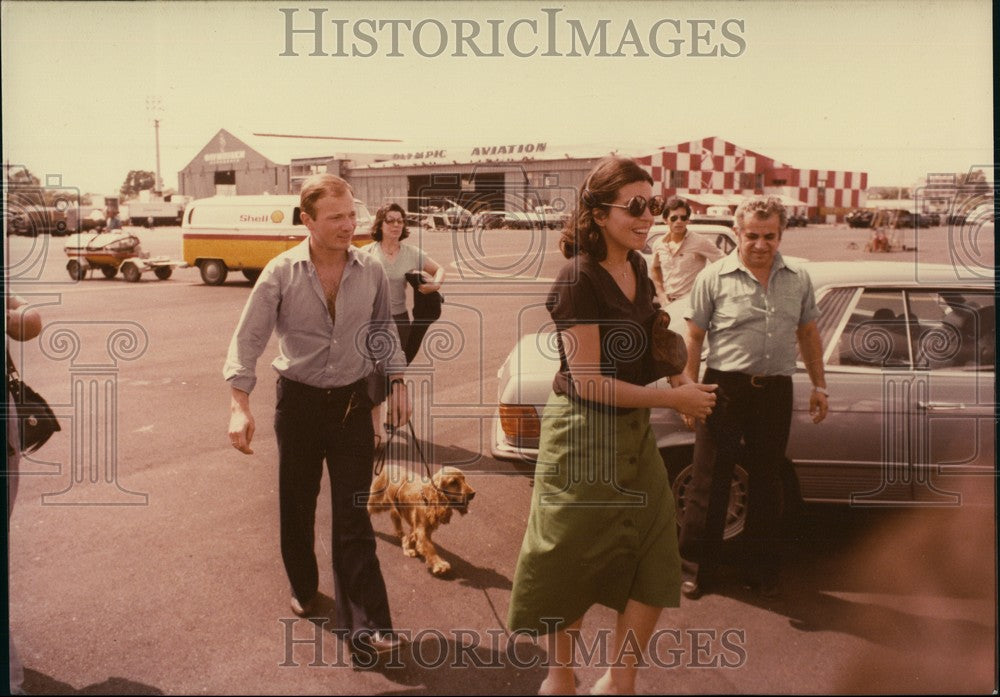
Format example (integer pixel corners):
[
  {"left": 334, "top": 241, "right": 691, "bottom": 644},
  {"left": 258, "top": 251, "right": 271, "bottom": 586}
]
[{"left": 373, "top": 420, "right": 433, "bottom": 480}]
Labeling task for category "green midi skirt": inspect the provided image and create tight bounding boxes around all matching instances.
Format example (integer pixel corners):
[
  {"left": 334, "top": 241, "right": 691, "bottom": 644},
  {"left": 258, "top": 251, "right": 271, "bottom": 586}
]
[{"left": 507, "top": 393, "right": 681, "bottom": 635}]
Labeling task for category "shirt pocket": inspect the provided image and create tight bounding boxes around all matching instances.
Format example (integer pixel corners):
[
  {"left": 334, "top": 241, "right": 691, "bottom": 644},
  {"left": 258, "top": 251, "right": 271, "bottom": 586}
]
[
  {"left": 711, "top": 295, "right": 754, "bottom": 331},
  {"left": 773, "top": 287, "right": 804, "bottom": 323}
]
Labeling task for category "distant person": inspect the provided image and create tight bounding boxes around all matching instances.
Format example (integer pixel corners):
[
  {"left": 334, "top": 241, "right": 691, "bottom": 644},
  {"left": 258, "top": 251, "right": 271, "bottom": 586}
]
[
  {"left": 362, "top": 203, "right": 444, "bottom": 443},
  {"left": 678, "top": 195, "right": 828, "bottom": 600},
  {"left": 6, "top": 294, "right": 43, "bottom": 695},
  {"left": 507, "top": 156, "right": 717, "bottom": 695},
  {"left": 224, "top": 173, "right": 410, "bottom": 666},
  {"left": 362, "top": 203, "right": 445, "bottom": 364},
  {"left": 650, "top": 197, "right": 725, "bottom": 306},
  {"left": 105, "top": 209, "right": 122, "bottom": 231}
]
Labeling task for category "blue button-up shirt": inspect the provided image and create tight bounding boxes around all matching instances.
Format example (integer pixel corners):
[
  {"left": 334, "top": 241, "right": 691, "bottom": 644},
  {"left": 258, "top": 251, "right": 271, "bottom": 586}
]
[
  {"left": 223, "top": 240, "right": 405, "bottom": 393},
  {"left": 685, "top": 252, "right": 819, "bottom": 376}
]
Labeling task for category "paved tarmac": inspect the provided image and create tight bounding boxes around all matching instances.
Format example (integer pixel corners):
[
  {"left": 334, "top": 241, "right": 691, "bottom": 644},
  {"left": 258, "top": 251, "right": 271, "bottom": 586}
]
[{"left": 5, "top": 223, "right": 996, "bottom": 694}]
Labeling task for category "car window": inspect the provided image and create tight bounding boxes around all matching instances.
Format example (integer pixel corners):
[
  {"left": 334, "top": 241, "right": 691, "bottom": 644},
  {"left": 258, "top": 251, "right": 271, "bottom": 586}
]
[
  {"left": 908, "top": 290, "right": 995, "bottom": 371},
  {"left": 714, "top": 233, "right": 736, "bottom": 255},
  {"left": 819, "top": 287, "right": 995, "bottom": 371},
  {"left": 831, "top": 289, "right": 910, "bottom": 368}
]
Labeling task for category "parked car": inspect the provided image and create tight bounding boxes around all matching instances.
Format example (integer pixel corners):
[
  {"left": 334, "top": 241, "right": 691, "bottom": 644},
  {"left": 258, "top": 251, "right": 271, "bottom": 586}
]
[
  {"left": 846, "top": 209, "right": 875, "bottom": 228},
  {"left": 689, "top": 205, "right": 735, "bottom": 228},
  {"left": 786, "top": 212, "right": 809, "bottom": 227},
  {"left": 492, "top": 262, "right": 995, "bottom": 539}
]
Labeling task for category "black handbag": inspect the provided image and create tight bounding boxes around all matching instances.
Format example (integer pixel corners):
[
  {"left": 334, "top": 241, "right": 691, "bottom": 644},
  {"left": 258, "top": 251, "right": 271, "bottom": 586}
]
[
  {"left": 405, "top": 270, "right": 444, "bottom": 321},
  {"left": 6, "top": 350, "right": 60, "bottom": 454}
]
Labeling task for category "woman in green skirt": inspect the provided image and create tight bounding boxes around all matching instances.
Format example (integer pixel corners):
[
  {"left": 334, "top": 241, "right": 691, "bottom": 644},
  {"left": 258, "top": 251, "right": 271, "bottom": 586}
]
[{"left": 508, "top": 157, "right": 718, "bottom": 694}]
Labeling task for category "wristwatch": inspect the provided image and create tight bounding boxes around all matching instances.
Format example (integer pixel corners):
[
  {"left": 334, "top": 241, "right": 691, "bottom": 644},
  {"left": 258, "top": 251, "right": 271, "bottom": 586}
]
[{"left": 812, "top": 386, "right": 829, "bottom": 396}]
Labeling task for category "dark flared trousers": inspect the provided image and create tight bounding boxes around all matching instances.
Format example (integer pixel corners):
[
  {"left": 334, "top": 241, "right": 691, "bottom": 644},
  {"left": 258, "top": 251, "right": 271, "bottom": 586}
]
[
  {"left": 678, "top": 369, "right": 793, "bottom": 584},
  {"left": 274, "top": 376, "right": 392, "bottom": 640}
]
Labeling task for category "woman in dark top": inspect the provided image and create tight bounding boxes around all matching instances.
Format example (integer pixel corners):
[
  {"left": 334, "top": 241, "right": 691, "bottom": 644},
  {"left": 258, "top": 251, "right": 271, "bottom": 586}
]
[{"left": 508, "top": 157, "right": 717, "bottom": 695}]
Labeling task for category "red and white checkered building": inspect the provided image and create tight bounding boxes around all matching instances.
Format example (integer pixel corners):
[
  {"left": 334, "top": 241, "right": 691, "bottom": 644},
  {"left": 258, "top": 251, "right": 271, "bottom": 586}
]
[{"left": 635, "top": 136, "right": 868, "bottom": 223}]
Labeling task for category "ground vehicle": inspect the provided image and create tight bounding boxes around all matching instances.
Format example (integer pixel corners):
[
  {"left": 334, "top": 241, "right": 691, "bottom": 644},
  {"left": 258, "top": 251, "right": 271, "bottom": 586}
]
[
  {"left": 492, "top": 262, "right": 995, "bottom": 539},
  {"left": 63, "top": 231, "right": 185, "bottom": 282},
  {"left": 689, "top": 205, "right": 735, "bottom": 228},
  {"left": 126, "top": 194, "right": 191, "bottom": 226},
  {"left": 786, "top": 212, "right": 809, "bottom": 227},
  {"left": 846, "top": 209, "right": 875, "bottom": 228},
  {"left": 181, "top": 195, "right": 373, "bottom": 285}
]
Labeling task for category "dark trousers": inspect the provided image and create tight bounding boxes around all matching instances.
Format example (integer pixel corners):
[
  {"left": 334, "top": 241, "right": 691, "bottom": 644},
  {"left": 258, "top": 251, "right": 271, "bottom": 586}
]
[
  {"left": 274, "top": 376, "right": 392, "bottom": 640},
  {"left": 678, "top": 369, "right": 793, "bottom": 584}
]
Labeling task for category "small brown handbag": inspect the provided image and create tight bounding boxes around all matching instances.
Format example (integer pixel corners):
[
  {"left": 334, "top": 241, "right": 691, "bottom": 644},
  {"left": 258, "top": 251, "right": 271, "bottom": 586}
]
[{"left": 650, "top": 310, "right": 688, "bottom": 378}]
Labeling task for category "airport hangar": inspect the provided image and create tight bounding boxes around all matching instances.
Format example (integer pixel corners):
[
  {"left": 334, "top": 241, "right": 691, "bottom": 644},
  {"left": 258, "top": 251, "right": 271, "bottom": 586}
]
[{"left": 178, "top": 130, "right": 867, "bottom": 223}]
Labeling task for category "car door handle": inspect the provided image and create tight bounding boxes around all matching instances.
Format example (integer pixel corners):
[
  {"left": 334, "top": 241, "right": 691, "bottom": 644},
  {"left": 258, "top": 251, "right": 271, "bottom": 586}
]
[{"left": 918, "top": 401, "right": 967, "bottom": 411}]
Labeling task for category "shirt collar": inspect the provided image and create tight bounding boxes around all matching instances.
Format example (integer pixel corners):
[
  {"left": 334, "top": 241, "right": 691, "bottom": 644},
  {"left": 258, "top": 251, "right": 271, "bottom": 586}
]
[
  {"left": 289, "top": 238, "right": 366, "bottom": 267},
  {"left": 719, "top": 250, "right": 794, "bottom": 277}
]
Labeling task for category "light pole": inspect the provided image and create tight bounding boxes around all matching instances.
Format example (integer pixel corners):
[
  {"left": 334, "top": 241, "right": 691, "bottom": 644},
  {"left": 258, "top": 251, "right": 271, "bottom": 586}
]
[{"left": 145, "top": 96, "right": 164, "bottom": 193}]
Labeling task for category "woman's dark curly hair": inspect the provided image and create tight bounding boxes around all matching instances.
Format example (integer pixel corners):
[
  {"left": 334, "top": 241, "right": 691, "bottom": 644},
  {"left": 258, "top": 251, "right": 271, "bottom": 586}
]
[
  {"left": 559, "top": 156, "right": 654, "bottom": 260},
  {"left": 371, "top": 202, "right": 410, "bottom": 242}
]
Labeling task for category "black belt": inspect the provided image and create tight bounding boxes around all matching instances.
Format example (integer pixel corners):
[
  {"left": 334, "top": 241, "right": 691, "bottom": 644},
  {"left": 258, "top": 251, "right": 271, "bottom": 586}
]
[
  {"left": 707, "top": 370, "right": 791, "bottom": 388},
  {"left": 277, "top": 375, "right": 366, "bottom": 400}
]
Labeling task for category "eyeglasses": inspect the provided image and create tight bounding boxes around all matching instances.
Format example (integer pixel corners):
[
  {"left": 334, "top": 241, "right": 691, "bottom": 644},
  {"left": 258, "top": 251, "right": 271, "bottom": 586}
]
[
  {"left": 667, "top": 214, "right": 690, "bottom": 222},
  {"left": 602, "top": 195, "right": 665, "bottom": 217},
  {"left": 383, "top": 217, "right": 405, "bottom": 224}
]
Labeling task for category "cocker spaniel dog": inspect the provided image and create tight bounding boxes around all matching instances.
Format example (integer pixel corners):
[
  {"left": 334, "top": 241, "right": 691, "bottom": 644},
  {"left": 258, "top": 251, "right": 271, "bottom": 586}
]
[{"left": 367, "top": 465, "right": 476, "bottom": 576}]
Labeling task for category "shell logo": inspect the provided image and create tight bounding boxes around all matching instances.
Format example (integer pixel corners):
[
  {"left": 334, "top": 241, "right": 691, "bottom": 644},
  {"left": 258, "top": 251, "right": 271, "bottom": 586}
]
[{"left": 271, "top": 210, "right": 284, "bottom": 224}]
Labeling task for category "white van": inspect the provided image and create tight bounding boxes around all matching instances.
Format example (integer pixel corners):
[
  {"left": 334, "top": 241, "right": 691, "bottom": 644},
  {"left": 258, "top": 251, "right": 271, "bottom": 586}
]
[{"left": 181, "top": 195, "right": 373, "bottom": 285}]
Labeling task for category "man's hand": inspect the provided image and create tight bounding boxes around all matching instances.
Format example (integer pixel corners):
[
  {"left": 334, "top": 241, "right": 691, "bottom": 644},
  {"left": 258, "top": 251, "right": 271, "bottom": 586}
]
[
  {"left": 229, "top": 388, "right": 255, "bottom": 454},
  {"left": 809, "top": 390, "right": 828, "bottom": 424},
  {"left": 386, "top": 381, "right": 412, "bottom": 429}
]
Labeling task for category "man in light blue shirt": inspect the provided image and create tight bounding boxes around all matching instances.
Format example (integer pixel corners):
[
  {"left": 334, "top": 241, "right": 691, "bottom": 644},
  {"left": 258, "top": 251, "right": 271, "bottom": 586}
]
[
  {"left": 224, "top": 174, "right": 410, "bottom": 666},
  {"left": 679, "top": 195, "right": 828, "bottom": 600}
]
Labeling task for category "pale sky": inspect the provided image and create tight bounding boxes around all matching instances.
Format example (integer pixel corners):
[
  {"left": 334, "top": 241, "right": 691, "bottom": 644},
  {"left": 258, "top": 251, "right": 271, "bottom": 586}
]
[{"left": 1, "top": 0, "right": 993, "bottom": 196}]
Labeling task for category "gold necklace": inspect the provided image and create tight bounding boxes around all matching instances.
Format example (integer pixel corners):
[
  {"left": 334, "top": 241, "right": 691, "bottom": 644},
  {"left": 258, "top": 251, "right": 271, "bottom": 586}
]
[{"left": 605, "top": 260, "right": 630, "bottom": 280}]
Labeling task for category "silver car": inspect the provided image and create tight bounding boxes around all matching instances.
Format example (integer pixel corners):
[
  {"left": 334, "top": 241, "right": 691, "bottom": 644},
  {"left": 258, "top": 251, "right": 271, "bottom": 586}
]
[{"left": 492, "top": 261, "right": 995, "bottom": 538}]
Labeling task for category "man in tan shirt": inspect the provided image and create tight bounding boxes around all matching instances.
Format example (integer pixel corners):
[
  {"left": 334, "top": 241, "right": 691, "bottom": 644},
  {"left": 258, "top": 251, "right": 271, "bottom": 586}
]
[{"left": 650, "top": 197, "right": 726, "bottom": 306}]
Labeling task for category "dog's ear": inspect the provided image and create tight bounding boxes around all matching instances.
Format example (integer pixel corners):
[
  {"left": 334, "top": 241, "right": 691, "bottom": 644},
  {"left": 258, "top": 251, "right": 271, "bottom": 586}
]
[{"left": 421, "top": 483, "right": 452, "bottom": 526}]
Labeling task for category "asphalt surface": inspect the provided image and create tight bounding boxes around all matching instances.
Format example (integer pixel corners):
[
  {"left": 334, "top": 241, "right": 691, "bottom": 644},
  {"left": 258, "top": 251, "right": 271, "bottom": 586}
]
[{"left": 4, "top": 223, "right": 996, "bottom": 694}]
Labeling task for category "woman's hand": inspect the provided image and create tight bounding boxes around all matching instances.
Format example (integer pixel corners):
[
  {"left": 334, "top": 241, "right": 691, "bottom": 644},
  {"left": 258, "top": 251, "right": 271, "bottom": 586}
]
[
  {"left": 669, "top": 383, "right": 717, "bottom": 420},
  {"left": 417, "top": 283, "right": 441, "bottom": 294}
]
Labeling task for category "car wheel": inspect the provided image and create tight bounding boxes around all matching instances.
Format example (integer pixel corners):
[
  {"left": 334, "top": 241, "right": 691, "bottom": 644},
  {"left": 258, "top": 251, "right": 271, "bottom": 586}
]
[
  {"left": 668, "top": 460, "right": 750, "bottom": 541},
  {"left": 154, "top": 266, "right": 172, "bottom": 281},
  {"left": 101, "top": 266, "right": 118, "bottom": 279},
  {"left": 199, "top": 259, "right": 228, "bottom": 286},
  {"left": 66, "top": 259, "right": 86, "bottom": 281},
  {"left": 664, "top": 448, "right": 801, "bottom": 542},
  {"left": 241, "top": 268, "right": 261, "bottom": 283},
  {"left": 121, "top": 262, "right": 141, "bottom": 283}
]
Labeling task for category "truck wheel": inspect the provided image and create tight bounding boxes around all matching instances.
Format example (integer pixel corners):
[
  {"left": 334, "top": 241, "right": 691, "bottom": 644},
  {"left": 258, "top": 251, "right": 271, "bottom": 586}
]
[
  {"left": 121, "top": 262, "right": 141, "bottom": 283},
  {"left": 66, "top": 259, "right": 86, "bottom": 281},
  {"left": 199, "top": 259, "right": 228, "bottom": 286},
  {"left": 154, "top": 266, "right": 173, "bottom": 281},
  {"left": 101, "top": 266, "right": 118, "bottom": 279},
  {"left": 241, "top": 269, "right": 261, "bottom": 283}
]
